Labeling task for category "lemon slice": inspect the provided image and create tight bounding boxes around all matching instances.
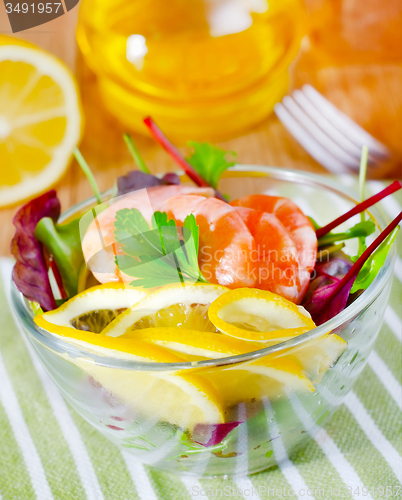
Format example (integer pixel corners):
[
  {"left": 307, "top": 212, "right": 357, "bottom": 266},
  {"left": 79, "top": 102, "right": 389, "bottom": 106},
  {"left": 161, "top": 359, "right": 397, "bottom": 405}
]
[
  {"left": 0, "top": 35, "right": 82, "bottom": 207},
  {"left": 286, "top": 333, "right": 347, "bottom": 384},
  {"left": 199, "top": 356, "right": 315, "bottom": 412},
  {"left": 129, "top": 327, "right": 263, "bottom": 359},
  {"left": 50, "top": 329, "right": 225, "bottom": 430},
  {"left": 52, "top": 330, "right": 226, "bottom": 429},
  {"left": 75, "top": 356, "right": 225, "bottom": 429},
  {"left": 103, "top": 283, "right": 230, "bottom": 338},
  {"left": 245, "top": 356, "right": 315, "bottom": 392},
  {"left": 34, "top": 283, "right": 147, "bottom": 337},
  {"left": 35, "top": 283, "right": 225, "bottom": 429},
  {"left": 208, "top": 288, "right": 315, "bottom": 342}
]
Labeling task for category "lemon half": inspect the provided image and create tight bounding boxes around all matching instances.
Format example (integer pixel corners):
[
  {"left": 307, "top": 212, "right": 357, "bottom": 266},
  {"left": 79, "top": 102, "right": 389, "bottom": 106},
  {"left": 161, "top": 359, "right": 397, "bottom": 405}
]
[{"left": 0, "top": 36, "right": 82, "bottom": 207}]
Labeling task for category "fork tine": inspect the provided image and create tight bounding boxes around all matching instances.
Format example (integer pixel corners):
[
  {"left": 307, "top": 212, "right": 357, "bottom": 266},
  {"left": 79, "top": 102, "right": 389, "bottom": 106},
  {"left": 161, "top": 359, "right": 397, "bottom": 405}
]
[
  {"left": 274, "top": 102, "right": 350, "bottom": 174},
  {"left": 292, "top": 89, "right": 364, "bottom": 161},
  {"left": 302, "top": 85, "right": 391, "bottom": 160},
  {"left": 281, "top": 95, "right": 360, "bottom": 169}
]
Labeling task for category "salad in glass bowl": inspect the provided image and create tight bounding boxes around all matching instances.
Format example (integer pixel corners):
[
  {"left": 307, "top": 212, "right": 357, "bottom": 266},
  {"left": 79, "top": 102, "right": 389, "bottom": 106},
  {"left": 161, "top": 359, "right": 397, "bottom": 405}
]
[{"left": 10, "top": 119, "right": 401, "bottom": 476}]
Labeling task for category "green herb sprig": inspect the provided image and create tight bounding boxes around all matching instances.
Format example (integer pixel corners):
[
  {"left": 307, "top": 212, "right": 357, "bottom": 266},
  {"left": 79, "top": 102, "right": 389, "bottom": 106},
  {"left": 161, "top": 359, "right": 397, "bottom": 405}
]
[
  {"left": 186, "top": 142, "right": 236, "bottom": 189},
  {"left": 114, "top": 209, "right": 207, "bottom": 288}
]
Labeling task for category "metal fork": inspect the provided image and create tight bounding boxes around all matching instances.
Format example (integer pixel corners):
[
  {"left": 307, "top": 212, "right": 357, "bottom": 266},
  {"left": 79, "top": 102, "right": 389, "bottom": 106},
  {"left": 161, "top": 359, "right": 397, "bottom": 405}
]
[{"left": 274, "top": 84, "right": 390, "bottom": 173}]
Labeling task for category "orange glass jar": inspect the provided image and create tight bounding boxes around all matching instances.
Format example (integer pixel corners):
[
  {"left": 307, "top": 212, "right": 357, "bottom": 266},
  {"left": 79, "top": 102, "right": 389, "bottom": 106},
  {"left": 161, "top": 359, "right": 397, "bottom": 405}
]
[{"left": 76, "top": 0, "right": 306, "bottom": 141}]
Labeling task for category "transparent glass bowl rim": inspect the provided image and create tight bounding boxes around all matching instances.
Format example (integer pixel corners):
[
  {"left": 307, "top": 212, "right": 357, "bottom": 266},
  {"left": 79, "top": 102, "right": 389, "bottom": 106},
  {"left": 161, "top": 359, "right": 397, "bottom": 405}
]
[{"left": 10, "top": 165, "right": 396, "bottom": 372}]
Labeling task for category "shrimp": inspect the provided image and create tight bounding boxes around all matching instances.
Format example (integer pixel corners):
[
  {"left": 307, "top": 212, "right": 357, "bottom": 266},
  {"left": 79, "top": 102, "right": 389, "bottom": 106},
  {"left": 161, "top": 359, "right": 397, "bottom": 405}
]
[
  {"left": 82, "top": 185, "right": 214, "bottom": 283},
  {"left": 82, "top": 187, "right": 316, "bottom": 303},
  {"left": 160, "top": 195, "right": 257, "bottom": 288},
  {"left": 231, "top": 195, "right": 317, "bottom": 299},
  {"left": 160, "top": 195, "right": 304, "bottom": 301},
  {"left": 233, "top": 206, "right": 301, "bottom": 302}
]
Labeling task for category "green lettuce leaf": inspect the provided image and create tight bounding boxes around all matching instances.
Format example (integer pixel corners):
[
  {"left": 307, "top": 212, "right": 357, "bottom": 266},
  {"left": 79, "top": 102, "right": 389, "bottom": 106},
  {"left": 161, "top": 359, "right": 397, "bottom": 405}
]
[
  {"left": 35, "top": 217, "right": 84, "bottom": 298},
  {"left": 350, "top": 226, "right": 399, "bottom": 293}
]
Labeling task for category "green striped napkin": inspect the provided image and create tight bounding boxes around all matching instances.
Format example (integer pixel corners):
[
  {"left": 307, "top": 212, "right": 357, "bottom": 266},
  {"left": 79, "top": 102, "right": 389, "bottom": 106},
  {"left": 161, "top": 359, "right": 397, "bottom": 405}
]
[{"left": 0, "top": 180, "right": 401, "bottom": 500}]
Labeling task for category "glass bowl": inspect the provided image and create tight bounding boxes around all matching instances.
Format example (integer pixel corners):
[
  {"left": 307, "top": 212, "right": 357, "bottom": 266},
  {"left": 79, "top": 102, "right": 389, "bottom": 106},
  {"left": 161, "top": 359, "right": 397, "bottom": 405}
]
[{"left": 10, "top": 167, "right": 396, "bottom": 477}]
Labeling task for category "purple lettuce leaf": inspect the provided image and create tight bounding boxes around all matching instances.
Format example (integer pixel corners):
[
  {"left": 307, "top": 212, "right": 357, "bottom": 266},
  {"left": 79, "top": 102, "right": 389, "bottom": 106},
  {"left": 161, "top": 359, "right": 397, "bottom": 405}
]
[
  {"left": 306, "top": 208, "right": 402, "bottom": 326},
  {"left": 303, "top": 251, "right": 355, "bottom": 325},
  {"left": 303, "top": 277, "right": 355, "bottom": 325},
  {"left": 302, "top": 274, "right": 337, "bottom": 304},
  {"left": 192, "top": 421, "right": 244, "bottom": 447},
  {"left": 314, "top": 254, "right": 354, "bottom": 278},
  {"left": 10, "top": 191, "right": 60, "bottom": 311},
  {"left": 117, "top": 170, "right": 180, "bottom": 196}
]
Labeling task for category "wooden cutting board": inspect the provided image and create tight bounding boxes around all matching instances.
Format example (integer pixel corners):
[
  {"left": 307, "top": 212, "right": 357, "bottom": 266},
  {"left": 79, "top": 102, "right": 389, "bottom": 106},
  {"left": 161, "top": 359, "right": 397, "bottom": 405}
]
[{"left": 1, "top": 0, "right": 401, "bottom": 257}]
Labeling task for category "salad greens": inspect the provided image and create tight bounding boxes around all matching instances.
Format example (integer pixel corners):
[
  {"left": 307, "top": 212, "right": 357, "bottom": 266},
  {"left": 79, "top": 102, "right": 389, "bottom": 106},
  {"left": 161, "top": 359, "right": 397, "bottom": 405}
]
[
  {"left": 350, "top": 226, "right": 399, "bottom": 293},
  {"left": 114, "top": 208, "right": 207, "bottom": 288},
  {"left": 35, "top": 217, "right": 84, "bottom": 298},
  {"left": 123, "top": 133, "right": 151, "bottom": 174},
  {"left": 192, "top": 421, "right": 243, "bottom": 447},
  {"left": 167, "top": 430, "right": 229, "bottom": 460},
  {"left": 317, "top": 220, "right": 375, "bottom": 247},
  {"left": 305, "top": 149, "right": 401, "bottom": 324},
  {"left": 357, "top": 146, "right": 369, "bottom": 256},
  {"left": 306, "top": 211, "right": 402, "bottom": 325},
  {"left": 74, "top": 148, "right": 102, "bottom": 205},
  {"left": 117, "top": 170, "right": 180, "bottom": 196},
  {"left": 316, "top": 180, "right": 401, "bottom": 240},
  {"left": 144, "top": 116, "right": 210, "bottom": 189},
  {"left": 11, "top": 190, "right": 60, "bottom": 311},
  {"left": 121, "top": 435, "right": 157, "bottom": 451},
  {"left": 10, "top": 121, "right": 401, "bottom": 325},
  {"left": 143, "top": 116, "right": 227, "bottom": 201},
  {"left": 186, "top": 142, "right": 236, "bottom": 189}
]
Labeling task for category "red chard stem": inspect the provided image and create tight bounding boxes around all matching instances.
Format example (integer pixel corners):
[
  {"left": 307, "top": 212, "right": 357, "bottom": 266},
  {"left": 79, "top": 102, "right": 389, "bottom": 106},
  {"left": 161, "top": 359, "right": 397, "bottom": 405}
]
[
  {"left": 43, "top": 247, "right": 67, "bottom": 300},
  {"left": 143, "top": 117, "right": 210, "bottom": 188},
  {"left": 316, "top": 180, "right": 402, "bottom": 239},
  {"left": 314, "top": 211, "right": 402, "bottom": 318}
]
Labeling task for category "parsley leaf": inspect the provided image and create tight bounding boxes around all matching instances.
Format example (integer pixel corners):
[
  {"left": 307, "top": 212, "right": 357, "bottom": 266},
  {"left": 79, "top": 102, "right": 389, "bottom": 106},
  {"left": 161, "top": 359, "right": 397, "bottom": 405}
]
[
  {"left": 186, "top": 142, "right": 236, "bottom": 189},
  {"left": 114, "top": 208, "right": 207, "bottom": 288}
]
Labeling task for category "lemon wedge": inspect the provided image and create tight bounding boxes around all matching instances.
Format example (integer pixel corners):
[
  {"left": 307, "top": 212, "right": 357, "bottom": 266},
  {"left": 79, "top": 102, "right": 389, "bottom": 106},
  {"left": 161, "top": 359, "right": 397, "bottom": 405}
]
[
  {"left": 0, "top": 35, "right": 82, "bottom": 207},
  {"left": 208, "top": 288, "right": 315, "bottom": 342},
  {"left": 103, "top": 283, "right": 229, "bottom": 338}
]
